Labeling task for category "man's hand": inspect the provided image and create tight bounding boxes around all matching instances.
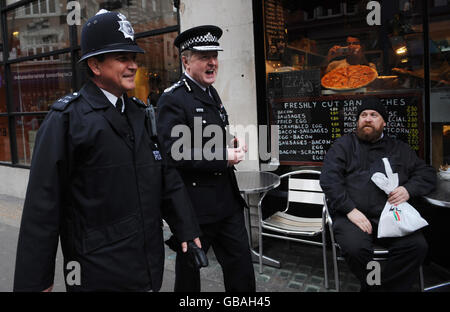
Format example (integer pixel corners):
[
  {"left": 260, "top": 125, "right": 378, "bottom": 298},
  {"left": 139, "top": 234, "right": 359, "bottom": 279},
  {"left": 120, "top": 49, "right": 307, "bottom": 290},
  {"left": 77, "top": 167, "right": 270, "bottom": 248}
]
[
  {"left": 181, "top": 237, "right": 201, "bottom": 253},
  {"left": 42, "top": 285, "right": 53, "bottom": 292},
  {"left": 227, "top": 138, "right": 247, "bottom": 166},
  {"left": 388, "top": 186, "right": 410, "bottom": 206},
  {"left": 181, "top": 237, "right": 208, "bottom": 269},
  {"left": 347, "top": 208, "right": 372, "bottom": 234}
]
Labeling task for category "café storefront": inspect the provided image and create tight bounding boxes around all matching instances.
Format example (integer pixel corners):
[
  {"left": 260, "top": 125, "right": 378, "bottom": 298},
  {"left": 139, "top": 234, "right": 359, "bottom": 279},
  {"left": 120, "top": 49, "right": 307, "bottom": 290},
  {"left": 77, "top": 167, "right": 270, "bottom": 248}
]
[
  {"left": 255, "top": 0, "right": 449, "bottom": 172},
  {"left": 254, "top": 0, "right": 450, "bottom": 270}
]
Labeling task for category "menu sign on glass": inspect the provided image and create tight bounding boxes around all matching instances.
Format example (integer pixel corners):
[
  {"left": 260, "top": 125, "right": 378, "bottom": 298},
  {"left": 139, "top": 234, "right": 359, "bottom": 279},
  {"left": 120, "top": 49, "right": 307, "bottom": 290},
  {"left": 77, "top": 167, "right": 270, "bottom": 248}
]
[
  {"left": 270, "top": 94, "right": 423, "bottom": 164},
  {"left": 268, "top": 70, "right": 321, "bottom": 98}
]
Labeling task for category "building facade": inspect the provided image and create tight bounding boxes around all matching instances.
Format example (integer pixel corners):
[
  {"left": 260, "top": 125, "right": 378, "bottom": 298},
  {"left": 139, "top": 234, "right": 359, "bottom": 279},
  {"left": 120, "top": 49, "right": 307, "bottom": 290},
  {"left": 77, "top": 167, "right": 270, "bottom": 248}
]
[{"left": 0, "top": 0, "right": 449, "bottom": 198}]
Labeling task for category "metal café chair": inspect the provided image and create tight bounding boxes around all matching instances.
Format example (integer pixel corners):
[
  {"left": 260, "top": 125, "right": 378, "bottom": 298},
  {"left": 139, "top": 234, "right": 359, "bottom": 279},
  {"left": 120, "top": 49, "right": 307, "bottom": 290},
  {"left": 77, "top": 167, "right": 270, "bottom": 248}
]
[{"left": 257, "top": 169, "right": 330, "bottom": 288}]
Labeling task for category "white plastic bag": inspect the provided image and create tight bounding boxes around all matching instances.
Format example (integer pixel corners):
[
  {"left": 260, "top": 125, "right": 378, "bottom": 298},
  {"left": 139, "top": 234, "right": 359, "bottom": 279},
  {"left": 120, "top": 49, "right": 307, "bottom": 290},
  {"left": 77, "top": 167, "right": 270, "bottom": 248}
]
[{"left": 371, "top": 158, "right": 428, "bottom": 238}]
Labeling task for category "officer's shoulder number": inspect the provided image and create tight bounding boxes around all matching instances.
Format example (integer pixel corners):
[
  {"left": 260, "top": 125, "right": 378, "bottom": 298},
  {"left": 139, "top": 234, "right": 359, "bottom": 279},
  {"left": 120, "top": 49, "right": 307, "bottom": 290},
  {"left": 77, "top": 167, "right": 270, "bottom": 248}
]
[
  {"left": 164, "top": 79, "right": 192, "bottom": 93},
  {"left": 51, "top": 92, "right": 81, "bottom": 111}
]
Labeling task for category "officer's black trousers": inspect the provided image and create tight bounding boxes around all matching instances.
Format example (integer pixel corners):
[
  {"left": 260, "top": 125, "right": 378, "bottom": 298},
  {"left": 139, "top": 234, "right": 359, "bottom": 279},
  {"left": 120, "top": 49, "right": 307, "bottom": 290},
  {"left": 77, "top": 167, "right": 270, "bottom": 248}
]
[
  {"left": 333, "top": 216, "right": 427, "bottom": 291},
  {"left": 174, "top": 210, "right": 256, "bottom": 292}
]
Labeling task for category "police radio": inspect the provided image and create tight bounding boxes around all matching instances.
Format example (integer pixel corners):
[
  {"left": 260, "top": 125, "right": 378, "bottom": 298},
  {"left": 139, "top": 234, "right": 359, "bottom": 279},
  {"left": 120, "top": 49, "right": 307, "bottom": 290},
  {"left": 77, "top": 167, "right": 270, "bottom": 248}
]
[{"left": 145, "top": 98, "right": 157, "bottom": 138}]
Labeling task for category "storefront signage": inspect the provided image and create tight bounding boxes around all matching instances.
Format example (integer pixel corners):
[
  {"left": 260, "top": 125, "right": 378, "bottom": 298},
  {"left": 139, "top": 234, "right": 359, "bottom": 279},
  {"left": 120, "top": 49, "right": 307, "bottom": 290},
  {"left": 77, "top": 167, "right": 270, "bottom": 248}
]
[
  {"left": 270, "top": 94, "right": 423, "bottom": 164},
  {"left": 267, "top": 70, "right": 321, "bottom": 98}
]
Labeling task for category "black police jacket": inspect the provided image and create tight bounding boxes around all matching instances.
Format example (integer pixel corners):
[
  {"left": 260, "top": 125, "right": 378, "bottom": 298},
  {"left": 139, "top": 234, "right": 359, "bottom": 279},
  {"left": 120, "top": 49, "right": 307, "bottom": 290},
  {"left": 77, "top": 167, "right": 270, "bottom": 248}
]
[
  {"left": 156, "top": 75, "right": 247, "bottom": 224},
  {"left": 13, "top": 80, "right": 200, "bottom": 291}
]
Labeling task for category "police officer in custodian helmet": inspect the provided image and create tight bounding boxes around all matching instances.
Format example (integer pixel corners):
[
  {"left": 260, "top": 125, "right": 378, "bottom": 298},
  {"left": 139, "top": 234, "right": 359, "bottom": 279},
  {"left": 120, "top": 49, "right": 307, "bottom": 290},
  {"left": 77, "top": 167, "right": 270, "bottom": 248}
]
[{"left": 14, "top": 10, "right": 201, "bottom": 292}]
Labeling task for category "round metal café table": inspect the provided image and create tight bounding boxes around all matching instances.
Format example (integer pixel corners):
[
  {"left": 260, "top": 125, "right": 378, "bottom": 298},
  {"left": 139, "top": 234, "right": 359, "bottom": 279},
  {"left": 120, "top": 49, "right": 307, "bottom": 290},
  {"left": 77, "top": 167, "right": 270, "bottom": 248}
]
[
  {"left": 423, "top": 175, "right": 450, "bottom": 208},
  {"left": 422, "top": 175, "right": 450, "bottom": 291},
  {"left": 235, "top": 171, "right": 281, "bottom": 268}
]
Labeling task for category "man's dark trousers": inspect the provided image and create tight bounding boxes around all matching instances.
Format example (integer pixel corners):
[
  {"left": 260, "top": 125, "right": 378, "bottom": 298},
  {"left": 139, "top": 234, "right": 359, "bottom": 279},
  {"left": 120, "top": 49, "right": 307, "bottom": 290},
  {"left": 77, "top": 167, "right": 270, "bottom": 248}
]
[
  {"left": 174, "top": 210, "right": 256, "bottom": 292},
  {"left": 333, "top": 216, "right": 427, "bottom": 291}
]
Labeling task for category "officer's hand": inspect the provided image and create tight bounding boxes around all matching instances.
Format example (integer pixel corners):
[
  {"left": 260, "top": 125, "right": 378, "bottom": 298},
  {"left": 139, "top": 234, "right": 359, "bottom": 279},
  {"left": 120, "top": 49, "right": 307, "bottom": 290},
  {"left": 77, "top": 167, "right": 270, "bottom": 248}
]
[
  {"left": 347, "top": 208, "right": 372, "bottom": 234},
  {"left": 181, "top": 237, "right": 201, "bottom": 253},
  {"left": 227, "top": 147, "right": 246, "bottom": 166},
  {"left": 388, "top": 186, "right": 410, "bottom": 206},
  {"left": 229, "top": 137, "right": 247, "bottom": 152},
  {"left": 42, "top": 285, "right": 53, "bottom": 292}
]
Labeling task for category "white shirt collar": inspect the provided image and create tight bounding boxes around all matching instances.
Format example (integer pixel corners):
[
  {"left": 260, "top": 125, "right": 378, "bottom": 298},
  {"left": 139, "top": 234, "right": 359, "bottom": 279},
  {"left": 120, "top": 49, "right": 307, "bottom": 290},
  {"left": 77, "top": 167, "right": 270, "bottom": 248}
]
[
  {"left": 100, "top": 88, "right": 125, "bottom": 113},
  {"left": 184, "top": 72, "right": 208, "bottom": 92}
]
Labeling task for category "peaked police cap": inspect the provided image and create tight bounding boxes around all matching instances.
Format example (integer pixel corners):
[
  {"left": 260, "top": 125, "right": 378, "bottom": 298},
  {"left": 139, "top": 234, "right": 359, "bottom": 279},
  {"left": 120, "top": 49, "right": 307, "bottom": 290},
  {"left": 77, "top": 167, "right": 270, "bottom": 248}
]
[
  {"left": 79, "top": 10, "right": 144, "bottom": 62},
  {"left": 174, "top": 25, "right": 223, "bottom": 52}
]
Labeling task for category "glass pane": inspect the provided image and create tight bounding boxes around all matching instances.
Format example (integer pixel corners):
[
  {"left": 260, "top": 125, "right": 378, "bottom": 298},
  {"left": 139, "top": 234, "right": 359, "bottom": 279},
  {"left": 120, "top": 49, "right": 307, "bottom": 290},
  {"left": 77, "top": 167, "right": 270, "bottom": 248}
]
[
  {"left": 0, "top": 117, "right": 11, "bottom": 163},
  {"left": 263, "top": 0, "right": 426, "bottom": 164},
  {"left": 0, "top": 66, "right": 6, "bottom": 113},
  {"left": 76, "top": 0, "right": 177, "bottom": 43},
  {"left": 7, "top": 0, "right": 70, "bottom": 60},
  {"left": 429, "top": 1, "right": 450, "bottom": 169},
  {"left": 11, "top": 53, "right": 73, "bottom": 112},
  {"left": 16, "top": 115, "right": 46, "bottom": 165},
  {"left": 129, "top": 33, "right": 180, "bottom": 104}
]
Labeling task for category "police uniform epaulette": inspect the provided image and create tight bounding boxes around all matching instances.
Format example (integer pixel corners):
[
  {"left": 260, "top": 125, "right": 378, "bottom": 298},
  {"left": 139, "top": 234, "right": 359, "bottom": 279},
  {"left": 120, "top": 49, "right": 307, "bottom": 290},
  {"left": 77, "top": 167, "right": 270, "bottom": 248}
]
[
  {"left": 51, "top": 92, "right": 81, "bottom": 111},
  {"left": 130, "top": 96, "right": 147, "bottom": 108},
  {"left": 164, "top": 78, "right": 192, "bottom": 93}
]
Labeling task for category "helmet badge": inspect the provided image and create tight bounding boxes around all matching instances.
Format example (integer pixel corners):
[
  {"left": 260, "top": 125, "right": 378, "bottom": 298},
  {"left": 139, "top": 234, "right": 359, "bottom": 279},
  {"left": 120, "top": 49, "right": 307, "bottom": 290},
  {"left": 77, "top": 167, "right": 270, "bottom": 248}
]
[{"left": 117, "top": 12, "right": 134, "bottom": 40}]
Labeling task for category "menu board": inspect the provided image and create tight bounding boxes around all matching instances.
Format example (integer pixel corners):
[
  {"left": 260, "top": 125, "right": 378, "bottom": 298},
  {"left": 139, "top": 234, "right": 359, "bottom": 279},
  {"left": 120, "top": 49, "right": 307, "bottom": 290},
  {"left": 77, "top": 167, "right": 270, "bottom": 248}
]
[
  {"left": 264, "top": 0, "right": 285, "bottom": 60},
  {"left": 268, "top": 70, "right": 321, "bottom": 98},
  {"left": 270, "top": 94, "right": 423, "bottom": 164}
]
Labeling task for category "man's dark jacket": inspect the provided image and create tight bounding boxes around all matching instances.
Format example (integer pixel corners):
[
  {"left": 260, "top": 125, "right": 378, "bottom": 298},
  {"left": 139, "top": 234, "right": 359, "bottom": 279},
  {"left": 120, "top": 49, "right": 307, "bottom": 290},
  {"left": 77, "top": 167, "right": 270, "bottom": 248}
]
[
  {"left": 156, "top": 74, "right": 246, "bottom": 224},
  {"left": 14, "top": 80, "right": 199, "bottom": 291},
  {"left": 320, "top": 133, "right": 436, "bottom": 220}
]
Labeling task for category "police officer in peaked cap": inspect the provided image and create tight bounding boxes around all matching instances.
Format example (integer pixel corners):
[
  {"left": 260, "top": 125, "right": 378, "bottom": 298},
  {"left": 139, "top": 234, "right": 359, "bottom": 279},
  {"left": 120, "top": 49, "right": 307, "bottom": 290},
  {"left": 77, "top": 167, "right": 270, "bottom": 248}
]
[
  {"left": 14, "top": 10, "right": 201, "bottom": 292},
  {"left": 157, "top": 25, "right": 256, "bottom": 292}
]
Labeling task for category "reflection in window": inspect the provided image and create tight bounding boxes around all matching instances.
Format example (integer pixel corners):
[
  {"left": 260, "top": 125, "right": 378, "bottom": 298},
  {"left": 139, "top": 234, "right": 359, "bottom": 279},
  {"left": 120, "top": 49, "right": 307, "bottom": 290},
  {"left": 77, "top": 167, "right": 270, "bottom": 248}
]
[
  {"left": 0, "top": 117, "right": 11, "bottom": 163},
  {"left": 16, "top": 115, "right": 45, "bottom": 165},
  {"left": 429, "top": 0, "right": 450, "bottom": 169},
  {"left": 263, "top": 0, "right": 429, "bottom": 164},
  {"left": 0, "top": 66, "right": 6, "bottom": 113},
  {"left": 11, "top": 53, "right": 73, "bottom": 112},
  {"left": 264, "top": 0, "right": 427, "bottom": 92},
  {"left": 76, "top": 0, "right": 177, "bottom": 44},
  {"left": 7, "top": 0, "right": 69, "bottom": 60},
  {"left": 130, "top": 33, "right": 180, "bottom": 105}
]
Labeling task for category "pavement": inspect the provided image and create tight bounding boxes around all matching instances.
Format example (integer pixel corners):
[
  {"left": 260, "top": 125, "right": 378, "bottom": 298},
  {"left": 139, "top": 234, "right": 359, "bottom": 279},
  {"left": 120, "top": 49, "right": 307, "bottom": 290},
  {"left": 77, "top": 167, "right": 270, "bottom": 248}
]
[{"left": 1, "top": 193, "right": 449, "bottom": 293}]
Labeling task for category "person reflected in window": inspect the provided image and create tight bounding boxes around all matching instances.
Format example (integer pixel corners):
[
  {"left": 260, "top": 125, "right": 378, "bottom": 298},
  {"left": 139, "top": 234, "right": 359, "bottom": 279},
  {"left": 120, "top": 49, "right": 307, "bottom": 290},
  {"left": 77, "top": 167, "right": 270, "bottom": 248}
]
[{"left": 326, "top": 36, "right": 374, "bottom": 73}]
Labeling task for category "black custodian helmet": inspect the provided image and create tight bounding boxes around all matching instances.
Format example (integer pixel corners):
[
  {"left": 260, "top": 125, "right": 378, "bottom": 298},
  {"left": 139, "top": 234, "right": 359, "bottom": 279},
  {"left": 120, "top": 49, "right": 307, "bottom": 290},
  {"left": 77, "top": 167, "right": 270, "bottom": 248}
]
[{"left": 79, "top": 10, "right": 144, "bottom": 62}]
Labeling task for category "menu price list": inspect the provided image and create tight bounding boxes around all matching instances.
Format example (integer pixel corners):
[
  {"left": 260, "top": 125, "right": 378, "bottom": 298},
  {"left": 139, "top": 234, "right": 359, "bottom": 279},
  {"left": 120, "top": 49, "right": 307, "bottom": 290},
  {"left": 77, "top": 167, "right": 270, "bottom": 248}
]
[{"left": 271, "top": 95, "right": 423, "bottom": 163}]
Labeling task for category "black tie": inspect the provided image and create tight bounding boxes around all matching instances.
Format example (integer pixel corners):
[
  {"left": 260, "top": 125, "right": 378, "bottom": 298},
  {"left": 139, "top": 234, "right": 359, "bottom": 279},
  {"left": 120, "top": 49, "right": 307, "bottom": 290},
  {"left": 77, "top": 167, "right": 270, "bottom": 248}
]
[
  {"left": 116, "top": 97, "right": 124, "bottom": 114},
  {"left": 206, "top": 87, "right": 214, "bottom": 100}
]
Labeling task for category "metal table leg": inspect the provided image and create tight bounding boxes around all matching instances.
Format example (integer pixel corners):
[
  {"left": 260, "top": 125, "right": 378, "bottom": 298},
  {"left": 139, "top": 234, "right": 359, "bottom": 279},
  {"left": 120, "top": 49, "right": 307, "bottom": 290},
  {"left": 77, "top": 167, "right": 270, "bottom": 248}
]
[{"left": 243, "top": 193, "right": 280, "bottom": 269}]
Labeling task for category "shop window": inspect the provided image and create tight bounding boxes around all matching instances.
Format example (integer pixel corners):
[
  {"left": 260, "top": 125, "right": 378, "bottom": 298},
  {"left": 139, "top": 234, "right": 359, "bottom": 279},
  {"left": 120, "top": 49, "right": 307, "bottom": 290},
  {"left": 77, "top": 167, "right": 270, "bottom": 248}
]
[
  {"left": 429, "top": 1, "right": 450, "bottom": 169},
  {"left": 75, "top": 0, "right": 178, "bottom": 44},
  {"left": 0, "top": 117, "right": 11, "bottom": 163},
  {"left": 130, "top": 33, "right": 180, "bottom": 105},
  {"left": 15, "top": 115, "right": 46, "bottom": 165},
  {"left": 262, "top": 0, "right": 428, "bottom": 166},
  {"left": 7, "top": 0, "right": 69, "bottom": 60},
  {"left": 0, "top": 66, "right": 6, "bottom": 113},
  {"left": 11, "top": 53, "right": 73, "bottom": 112}
]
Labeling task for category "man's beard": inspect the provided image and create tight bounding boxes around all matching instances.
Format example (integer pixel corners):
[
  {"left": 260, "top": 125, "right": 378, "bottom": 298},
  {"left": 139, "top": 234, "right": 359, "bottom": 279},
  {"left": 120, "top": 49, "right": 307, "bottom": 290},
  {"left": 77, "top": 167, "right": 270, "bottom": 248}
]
[{"left": 356, "top": 124, "right": 383, "bottom": 142}]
